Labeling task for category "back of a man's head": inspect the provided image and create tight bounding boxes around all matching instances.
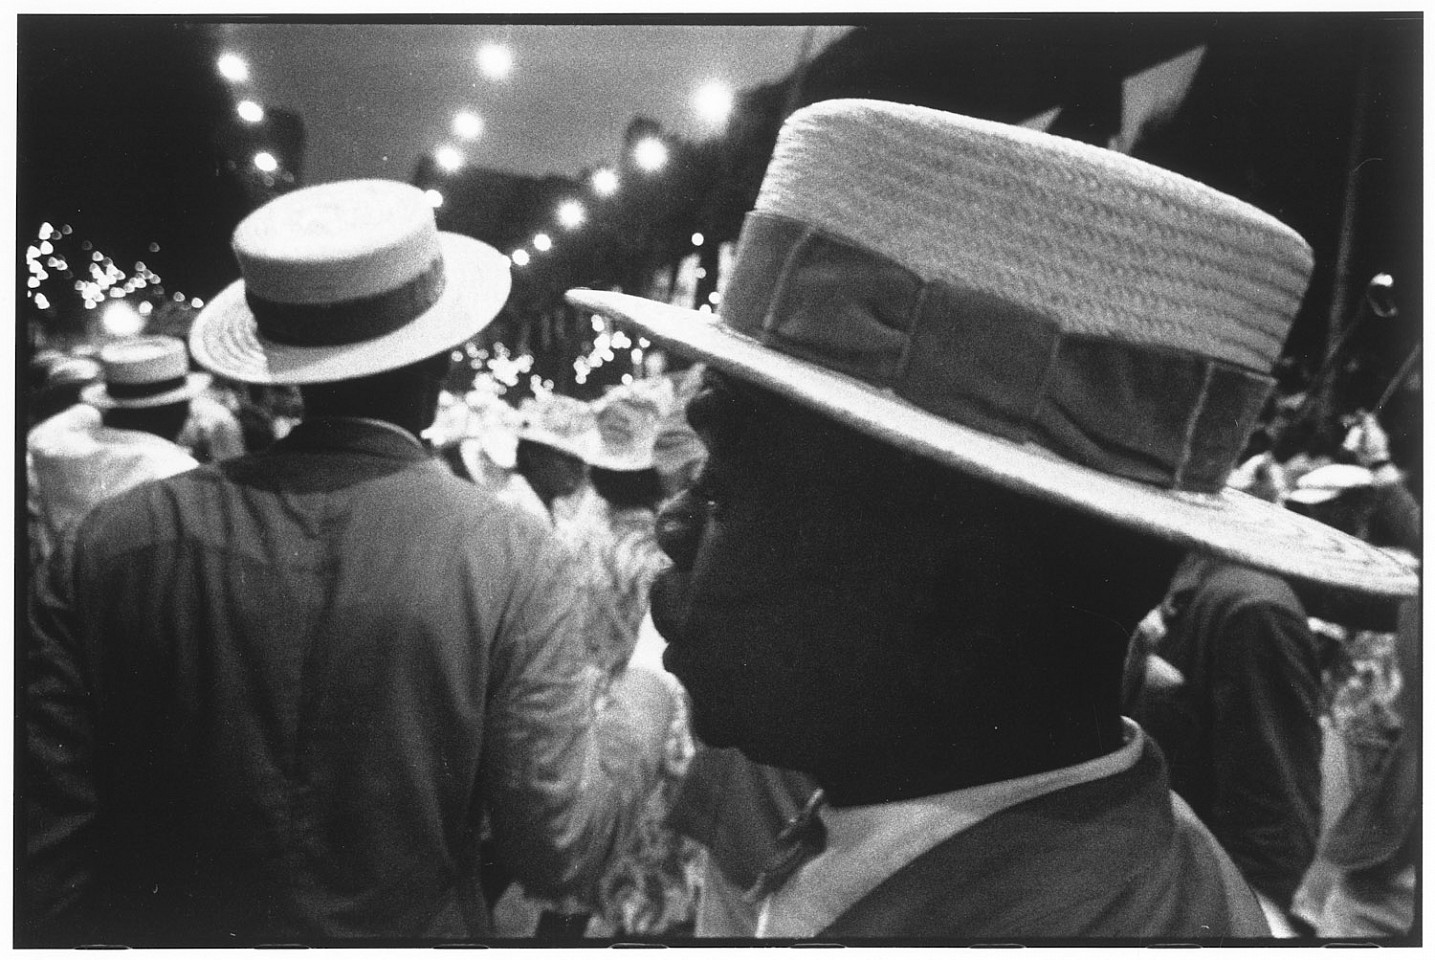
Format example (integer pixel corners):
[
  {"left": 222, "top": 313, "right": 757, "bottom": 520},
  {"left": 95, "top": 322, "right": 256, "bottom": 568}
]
[
  {"left": 297, "top": 351, "right": 452, "bottom": 438},
  {"left": 102, "top": 401, "right": 193, "bottom": 444}
]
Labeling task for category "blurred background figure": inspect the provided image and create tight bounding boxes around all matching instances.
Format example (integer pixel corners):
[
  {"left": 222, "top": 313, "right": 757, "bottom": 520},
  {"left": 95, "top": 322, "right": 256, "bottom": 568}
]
[
  {"left": 511, "top": 392, "right": 599, "bottom": 526},
  {"left": 27, "top": 351, "right": 102, "bottom": 430},
  {"left": 651, "top": 366, "right": 708, "bottom": 501},
  {"left": 565, "top": 381, "right": 670, "bottom": 673},
  {"left": 1284, "top": 461, "right": 1420, "bottom": 939},
  {"left": 176, "top": 377, "right": 248, "bottom": 463},
  {"left": 1127, "top": 550, "right": 1324, "bottom": 934},
  {"left": 27, "top": 335, "right": 207, "bottom": 569},
  {"left": 1131, "top": 411, "right": 1420, "bottom": 939}
]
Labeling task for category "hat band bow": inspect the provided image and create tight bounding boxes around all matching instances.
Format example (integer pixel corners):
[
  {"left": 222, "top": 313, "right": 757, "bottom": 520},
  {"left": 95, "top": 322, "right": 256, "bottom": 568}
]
[{"left": 721, "top": 212, "right": 1273, "bottom": 494}]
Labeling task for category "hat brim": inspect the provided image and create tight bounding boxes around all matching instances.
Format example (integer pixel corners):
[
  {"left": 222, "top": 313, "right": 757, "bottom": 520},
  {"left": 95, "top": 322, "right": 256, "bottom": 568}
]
[
  {"left": 567, "top": 289, "right": 1418, "bottom": 599},
  {"left": 189, "top": 233, "right": 510, "bottom": 385},
  {"left": 80, "top": 372, "right": 212, "bottom": 409},
  {"left": 586, "top": 452, "right": 656, "bottom": 472}
]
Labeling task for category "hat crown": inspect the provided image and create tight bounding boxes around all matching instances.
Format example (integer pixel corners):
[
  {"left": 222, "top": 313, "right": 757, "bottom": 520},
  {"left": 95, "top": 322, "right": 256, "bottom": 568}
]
[
  {"left": 756, "top": 99, "right": 1313, "bottom": 372},
  {"left": 233, "top": 179, "right": 441, "bottom": 305},
  {"left": 592, "top": 389, "right": 662, "bottom": 470},
  {"left": 99, "top": 335, "right": 190, "bottom": 384},
  {"left": 522, "top": 393, "right": 596, "bottom": 439}
]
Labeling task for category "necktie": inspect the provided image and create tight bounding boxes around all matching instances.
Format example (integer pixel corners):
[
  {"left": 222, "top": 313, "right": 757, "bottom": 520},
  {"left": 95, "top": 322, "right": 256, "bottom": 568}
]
[{"left": 745, "top": 788, "right": 828, "bottom": 903}]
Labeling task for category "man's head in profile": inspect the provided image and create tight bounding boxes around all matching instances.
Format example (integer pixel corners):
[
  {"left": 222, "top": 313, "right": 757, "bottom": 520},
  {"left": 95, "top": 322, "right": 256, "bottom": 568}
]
[{"left": 567, "top": 97, "right": 1416, "bottom": 939}]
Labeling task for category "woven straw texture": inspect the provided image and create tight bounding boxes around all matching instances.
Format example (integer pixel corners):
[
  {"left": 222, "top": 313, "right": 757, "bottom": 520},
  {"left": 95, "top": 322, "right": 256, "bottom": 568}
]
[
  {"left": 755, "top": 99, "right": 1313, "bottom": 372},
  {"left": 233, "top": 180, "right": 441, "bottom": 304}
]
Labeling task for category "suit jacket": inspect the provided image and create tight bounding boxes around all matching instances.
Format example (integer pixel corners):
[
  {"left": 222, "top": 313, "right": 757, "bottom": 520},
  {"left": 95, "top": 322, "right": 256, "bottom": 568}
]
[
  {"left": 820, "top": 741, "right": 1270, "bottom": 941},
  {"left": 24, "top": 418, "right": 657, "bottom": 946}
]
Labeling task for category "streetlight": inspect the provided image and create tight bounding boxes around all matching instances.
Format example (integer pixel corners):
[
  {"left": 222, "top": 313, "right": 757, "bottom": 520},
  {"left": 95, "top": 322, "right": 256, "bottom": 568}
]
[
  {"left": 533, "top": 233, "right": 553, "bottom": 252},
  {"left": 476, "top": 43, "right": 513, "bottom": 80},
  {"left": 692, "top": 232, "right": 705, "bottom": 247},
  {"left": 511, "top": 249, "right": 530, "bottom": 267},
  {"left": 633, "top": 137, "right": 668, "bottom": 172},
  {"left": 435, "top": 146, "right": 464, "bottom": 172},
  {"left": 424, "top": 189, "right": 444, "bottom": 208},
  {"left": 591, "top": 168, "right": 619, "bottom": 197},
  {"left": 453, "top": 111, "right": 483, "bottom": 140},
  {"left": 237, "top": 100, "right": 264, "bottom": 123},
  {"left": 217, "top": 53, "right": 249, "bottom": 83},
  {"left": 253, "top": 152, "right": 278, "bottom": 173},
  {"left": 694, "top": 81, "right": 734, "bottom": 127},
  {"left": 101, "top": 301, "right": 145, "bottom": 337},
  {"left": 557, "top": 200, "right": 586, "bottom": 229}
]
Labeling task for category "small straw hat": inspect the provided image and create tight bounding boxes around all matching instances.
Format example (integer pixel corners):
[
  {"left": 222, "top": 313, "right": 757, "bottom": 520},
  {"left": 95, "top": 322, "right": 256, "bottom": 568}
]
[
  {"left": 1286, "top": 463, "right": 1378, "bottom": 506},
  {"left": 81, "top": 335, "right": 210, "bottom": 409},
  {"left": 190, "top": 179, "right": 510, "bottom": 385},
  {"left": 567, "top": 99, "right": 1416, "bottom": 598},
  {"left": 516, "top": 393, "right": 600, "bottom": 463},
  {"left": 587, "top": 386, "right": 664, "bottom": 472}
]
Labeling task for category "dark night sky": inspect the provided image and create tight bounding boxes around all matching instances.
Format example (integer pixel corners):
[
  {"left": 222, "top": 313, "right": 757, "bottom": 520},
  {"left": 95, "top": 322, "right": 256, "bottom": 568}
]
[{"left": 215, "top": 22, "right": 852, "bottom": 183}]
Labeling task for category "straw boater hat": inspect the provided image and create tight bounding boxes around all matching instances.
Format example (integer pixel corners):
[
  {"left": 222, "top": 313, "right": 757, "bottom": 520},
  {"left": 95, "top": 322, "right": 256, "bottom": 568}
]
[
  {"left": 516, "top": 393, "right": 600, "bottom": 463},
  {"left": 1285, "top": 463, "right": 1378, "bottom": 506},
  {"left": 81, "top": 335, "right": 210, "bottom": 409},
  {"left": 189, "top": 179, "right": 510, "bottom": 385},
  {"left": 567, "top": 99, "right": 1417, "bottom": 598},
  {"left": 587, "top": 385, "right": 664, "bottom": 472}
]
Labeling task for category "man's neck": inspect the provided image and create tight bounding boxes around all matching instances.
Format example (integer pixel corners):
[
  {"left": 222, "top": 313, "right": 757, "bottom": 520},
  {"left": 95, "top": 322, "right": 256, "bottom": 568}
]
[{"left": 302, "top": 414, "right": 426, "bottom": 447}]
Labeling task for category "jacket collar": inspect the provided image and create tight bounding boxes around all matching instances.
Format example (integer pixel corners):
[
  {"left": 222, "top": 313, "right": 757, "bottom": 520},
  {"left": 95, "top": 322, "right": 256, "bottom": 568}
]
[{"left": 272, "top": 416, "right": 430, "bottom": 462}]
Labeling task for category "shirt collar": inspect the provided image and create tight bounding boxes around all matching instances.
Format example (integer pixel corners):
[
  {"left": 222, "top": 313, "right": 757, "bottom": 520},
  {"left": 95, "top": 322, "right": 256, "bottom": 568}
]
[{"left": 759, "top": 719, "right": 1146, "bottom": 938}]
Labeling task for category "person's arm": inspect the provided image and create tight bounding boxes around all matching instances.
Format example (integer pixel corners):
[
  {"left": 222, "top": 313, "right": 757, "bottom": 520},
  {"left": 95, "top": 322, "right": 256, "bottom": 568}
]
[
  {"left": 22, "top": 527, "right": 102, "bottom": 945},
  {"left": 477, "top": 533, "right": 676, "bottom": 905},
  {"left": 1207, "top": 597, "right": 1322, "bottom": 912}
]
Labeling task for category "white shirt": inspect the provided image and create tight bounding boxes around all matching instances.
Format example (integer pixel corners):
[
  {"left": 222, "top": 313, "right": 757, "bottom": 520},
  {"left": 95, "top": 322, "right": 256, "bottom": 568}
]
[
  {"left": 27, "top": 403, "right": 199, "bottom": 565},
  {"left": 756, "top": 719, "right": 1147, "bottom": 937}
]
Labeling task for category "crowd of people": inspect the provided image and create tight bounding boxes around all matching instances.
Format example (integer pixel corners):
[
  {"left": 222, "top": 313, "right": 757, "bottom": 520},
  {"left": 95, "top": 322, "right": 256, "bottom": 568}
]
[{"left": 20, "top": 99, "right": 1420, "bottom": 946}]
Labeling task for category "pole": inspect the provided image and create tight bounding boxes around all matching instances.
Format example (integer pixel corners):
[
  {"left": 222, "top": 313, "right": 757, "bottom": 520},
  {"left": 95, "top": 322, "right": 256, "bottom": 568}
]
[
  {"left": 1319, "top": 28, "right": 1375, "bottom": 414},
  {"left": 1372, "top": 343, "right": 1421, "bottom": 417},
  {"left": 1289, "top": 273, "right": 1395, "bottom": 426}
]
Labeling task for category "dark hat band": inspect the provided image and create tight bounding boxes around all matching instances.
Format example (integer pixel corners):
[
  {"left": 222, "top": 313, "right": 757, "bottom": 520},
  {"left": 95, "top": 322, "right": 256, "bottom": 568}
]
[
  {"left": 723, "top": 212, "right": 1274, "bottom": 493},
  {"left": 247, "top": 257, "right": 447, "bottom": 347},
  {"left": 106, "top": 375, "right": 190, "bottom": 400}
]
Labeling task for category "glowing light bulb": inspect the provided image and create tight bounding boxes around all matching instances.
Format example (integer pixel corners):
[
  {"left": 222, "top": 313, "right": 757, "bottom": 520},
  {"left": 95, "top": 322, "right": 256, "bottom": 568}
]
[
  {"left": 591, "top": 168, "right": 619, "bottom": 196},
  {"left": 557, "top": 200, "right": 586, "bottom": 229},
  {"left": 452, "top": 111, "right": 483, "bottom": 139},
  {"left": 217, "top": 53, "right": 249, "bottom": 82},
  {"left": 253, "top": 152, "right": 278, "bottom": 172},
  {"left": 476, "top": 43, "right": 513, "bottom": 79},
  {"left": 633, "top": 137, "right": 668, "bottom": 172},
  {"left": 435, "top": 146, "right": 463, "bottom": 172},
  {"left": 694, "top": 81, "right": 734, "bottom": 126},
  {"left": 101, "top": 301, "right": 145, "bottom": 337},
  {"left": 237, "top": 100, "right": 264, "bottom": 123}
]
